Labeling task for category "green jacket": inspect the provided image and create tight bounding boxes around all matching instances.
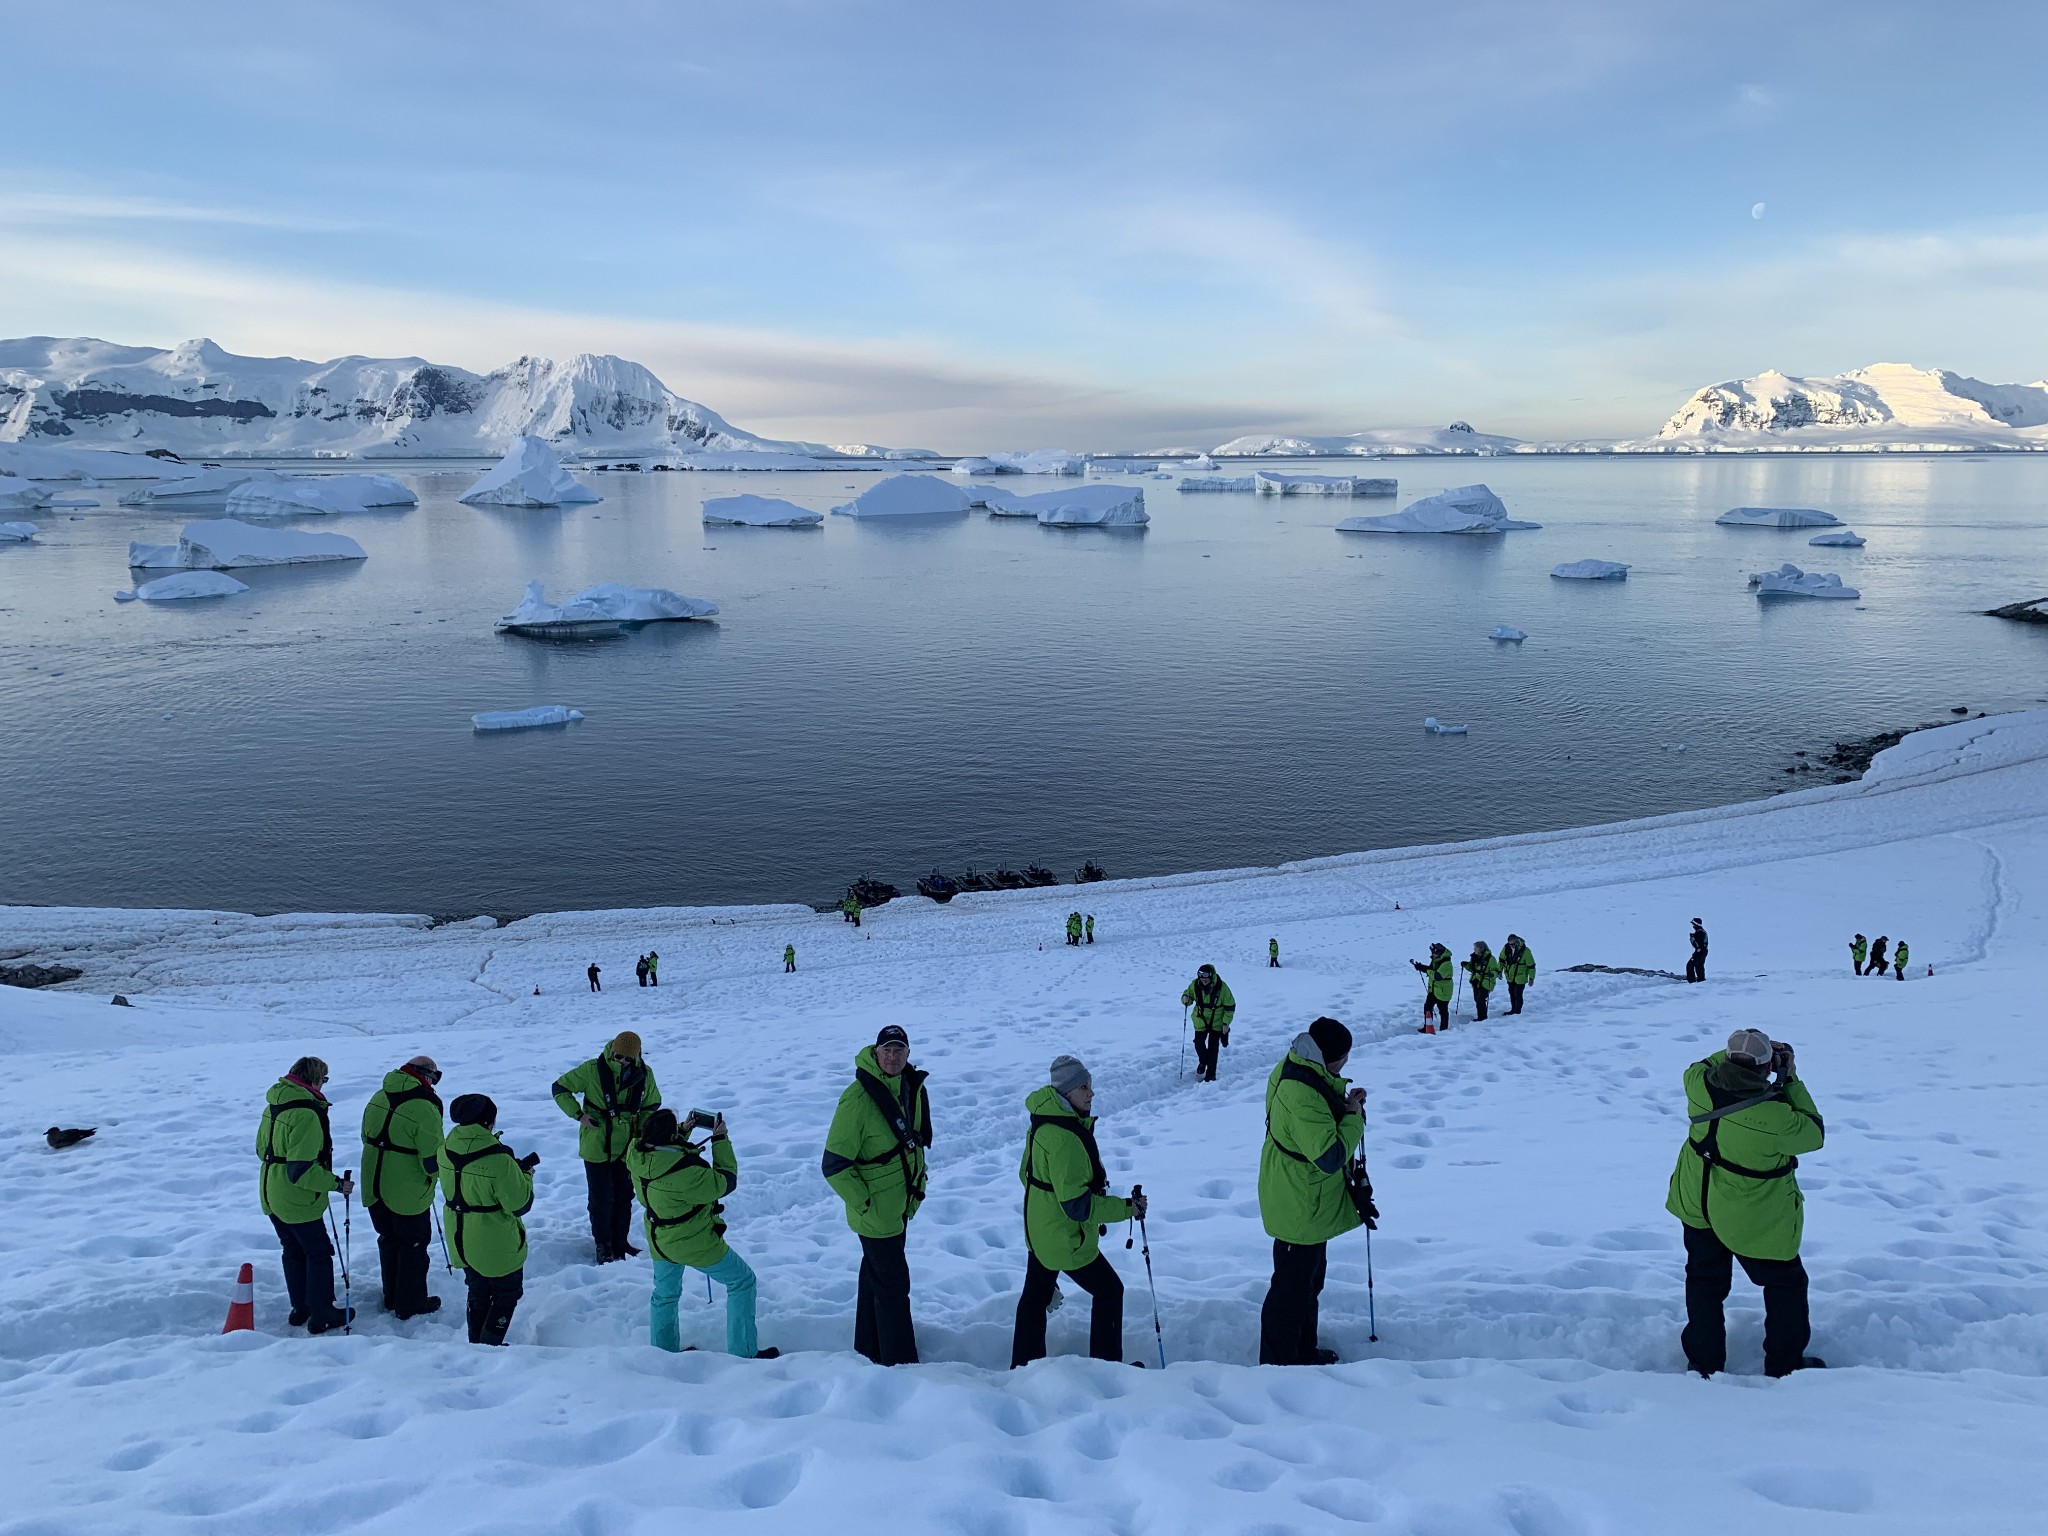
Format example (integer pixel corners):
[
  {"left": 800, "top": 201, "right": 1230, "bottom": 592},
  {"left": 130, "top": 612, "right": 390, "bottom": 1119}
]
[
  {"left": 257, "top": 1077, "right": 341, "bottom": 1224},
  {"left": 1665, "top": 1052, "right": 1824, "bottom": 1261},
  {"left": 1501, "top": 940, "right": 1535, "bottom": 986},
  {"left": 440, "top": 1123, "right": 533, "bottom": 1278},
  {"left": 784, "top": 946, "right": 796, "bottom": 963},
  {"left": 628, "top": 1135, "right": 738, "bottom": 1268},
  {"left": 1018, "top": 1086, "right": 1131, "bottom": 1271},
  {"left": 359, "top": 1069, "right": 445, "bottom": 1216},
  {"left": 1417, "top": 952, "right": 1454, "bottom": 1001},
  {"left": 1259, "top": 1046, "right": 1365, "bottom": 1245},
  {"left": 1893, "top": 942, "right": 1909, "bottom": 967},
  {"left": 821, "top": 1046, "right": 931, "bottom": 1238},
  {"left": 842, "top": 896, "right": 861, "bottom": 915},
  {"left": 1181, "top": 973, "right": 1236, "bottom": 1032},
  {"left": 552, "top": 1048, "right": 662, "bottom": 1163},
  {"left": 1461, "top": 950, "right": 1501, "bottom": 991},
  {"left": 1849, "top": 938, "right": 1867, "bottom": 965},
  {"left": 1269, "top": 939, "right": 1279, "bottom": 958},
  {"left": 1066, "top": 913, "right": 1083, "bottom": 937}
]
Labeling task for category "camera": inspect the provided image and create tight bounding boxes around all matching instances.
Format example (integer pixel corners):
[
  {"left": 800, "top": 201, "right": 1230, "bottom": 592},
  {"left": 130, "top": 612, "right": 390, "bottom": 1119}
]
[{"left": 1769, "top": 1041, "right": 1794, "bottom": 1077}]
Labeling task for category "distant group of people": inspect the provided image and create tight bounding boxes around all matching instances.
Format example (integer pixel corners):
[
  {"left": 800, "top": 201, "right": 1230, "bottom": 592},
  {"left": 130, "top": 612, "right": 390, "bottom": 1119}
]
[
  {"left": 1849, "top": 933, "right": 1910, "bottom": 978},
  {"left": 1064, "top": 912, "right": 1095, "bottom": 945},
  {"left": 1409, "top": 934, "right": 1536, "bottom": 1031}
]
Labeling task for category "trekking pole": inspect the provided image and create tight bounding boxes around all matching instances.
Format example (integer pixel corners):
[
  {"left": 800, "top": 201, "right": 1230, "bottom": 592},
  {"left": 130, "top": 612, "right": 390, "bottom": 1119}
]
[
  {"left": 1179, "top": 1005, "right": 1189, "bottom": 1079},
  {"left": 1132, "top": 1188, "right": 1165, "bottom": 1368},
  {"left": 434, "top": 1207, "right": 453, "bottom": 1272},
  {"left": 342, "top": 1173, "right": 354, "bottom": 1334},
  {"left": 1364, "top": 1221, "right": 1378, "bottom": 1343}
]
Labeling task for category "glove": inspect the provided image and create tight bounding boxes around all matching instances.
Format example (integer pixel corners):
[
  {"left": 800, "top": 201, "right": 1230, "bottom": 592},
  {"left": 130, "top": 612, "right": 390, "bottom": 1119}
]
[
  {"left": 519, "top": 1152, "right": 541, "bottom": 1171},
  {"left": 1131, "top": 1191, "right": 1149, "bottom": 1220},
  {"left": 1219, "top": 1029, "right": 1231, "bottom": 1048},
  {"left": 336, "top": 1171, "right": 355, "bottom": 1198}
]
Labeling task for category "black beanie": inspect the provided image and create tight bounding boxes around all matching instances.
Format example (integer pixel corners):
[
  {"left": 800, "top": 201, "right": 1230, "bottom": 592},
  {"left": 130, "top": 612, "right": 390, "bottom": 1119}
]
[
  {"left": 450, "top": 1093, "right": 497, "bottom": 1127},
  {"left": 1307, "top": 1016, "right": 1353, "bottom": 1061},
  {"left": 641, "top": 1108, "right": 679, "bottom": 1146}
]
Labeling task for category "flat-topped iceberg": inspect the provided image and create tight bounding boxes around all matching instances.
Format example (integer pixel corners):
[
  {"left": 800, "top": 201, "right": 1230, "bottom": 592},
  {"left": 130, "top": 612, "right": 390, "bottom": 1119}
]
[
  {"left": 1490, "top": 625, "right": 1527, "bottom": 642},
  {"left": 472, "top": 705, "right": 584, "bottom": 731},
  {"left": 1254, "top": 472, "right": 1398, "bottom": 497},
  {"left": 951, "top": 449, "right": 1084, "bottom": 477},
  {"left": 1552, "top": 559, "right": 1630, "bottom": 580},
  {"left": 1808, "top": 529, "right": 1867, "bottom": 547},
  {"left": 1176, "top": 475, "right": 1257, "bottom": 493},
  {"left": 0, "top": 475, "right": 54, "bottom": 511},
  {"left": 1750, "top": 563, "right": 1860, "bottom": 600},
  {"left": 226, "top": 475, "right": 417, "bottom": 516},
  {"left": 1339, "top": 483, "right": 1540, "bottom": 534},
  {"left": 1026, "top": 486, "right": 1148, "bottom": 527},
  {"left": 115, "top": 571, "right": 250, "bottom": 602},
  {"left": 117, "top": 466, "right": 278, "bottom": 506},
  {"left": 831, "top": 475, "right": 973, "bottom": 518},
  {"left": 0, "top": 442, "right": 192, "bottom": 481},
  {"left": 460, "top": 436, "right": 603, "bottom": 508},
  {"left": 1716, "top": 505, "right": 1842, "bottom": 528},
  {"left": 128, "top": 518, "right": 368, "bottom": 569},
  {"left": 700, "top": 494, "right": 823, "bottom": 527},
  {"left": 2, "top": 520, "right": 42, "bottom": 541},
  {"left": 495, "top": 579, "right": 717, "bottom": 636}
]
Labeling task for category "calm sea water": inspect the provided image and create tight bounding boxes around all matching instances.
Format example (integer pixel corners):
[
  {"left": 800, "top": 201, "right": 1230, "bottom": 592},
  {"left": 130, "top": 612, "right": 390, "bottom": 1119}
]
[{"left": 3, "top": 456, "right": 2045, "bottom": 915}]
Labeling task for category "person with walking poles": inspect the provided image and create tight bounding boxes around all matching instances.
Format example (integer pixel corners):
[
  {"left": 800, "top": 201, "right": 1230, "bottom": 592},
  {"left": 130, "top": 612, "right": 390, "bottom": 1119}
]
[
  {"left": 1849, "top": 933, "right": 1868, "bottom": 975},
  {"left": 628, "top": 1108, "right": 780, "bottom": 1359},
  {"left": 359, "top": 1055, "right": 445, "bottom": 1319},
  {"left": 784, "top": 944, "right": 797, "bottom": 973},
  {"left": 1892, "top": 939, "right": 1909, "bottom": 979},
  {"left": 1666, "top": 1028, "right": 1826, "bottom": 1378},
  {"left": 257, "top": 1055, "right": 355, "bottom": 1334},
  {"left": 586, "top": 962, "right": 602, "bottom": 993},
  {"left": 822, "top": 1025, "right": 932, "bottom": 1365},
  {"left": 1269, "top": 937, "right": 1281, "bottom": 969},
  {"left": 1412, "top": 944, "right": 1454, "bottom": 1032},
  {"left": 440, "top": 1094, "right": 537, "bottom": 1347},
  {"left": 1460, "top": 940, "right": 1500, "bottom": 1022},
  {"left": 1181, "top": 964, "right": 1236, "bottom": 1082},
  {"left": 1500, "top": 934, "right": 1534, "bottom": 1014},
  {"left": 1685, "top": 918, "right": 1709, "bottom": 983},
  {"left": 1258, "top": 1017, "right": 1375, "bottom": 1365},
  {"left": 1011, "top": 1055, "right": 1144, "bottom": 1367},
  {"left": 552, "top": 1032, "right": 662, "bottom": 1263}
]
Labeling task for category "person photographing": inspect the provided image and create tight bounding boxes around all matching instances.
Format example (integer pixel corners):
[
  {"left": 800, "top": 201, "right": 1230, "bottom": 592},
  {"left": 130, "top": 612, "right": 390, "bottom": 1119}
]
[{"left": 629, "top": 1107, "right": 777, "bottom": 1358}]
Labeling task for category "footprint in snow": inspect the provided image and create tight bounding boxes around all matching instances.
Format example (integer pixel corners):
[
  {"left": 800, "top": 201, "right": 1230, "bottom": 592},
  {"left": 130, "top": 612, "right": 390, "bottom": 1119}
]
[{"left": 1740, "top": 1467, "right": 1875, "bottom": 1514}]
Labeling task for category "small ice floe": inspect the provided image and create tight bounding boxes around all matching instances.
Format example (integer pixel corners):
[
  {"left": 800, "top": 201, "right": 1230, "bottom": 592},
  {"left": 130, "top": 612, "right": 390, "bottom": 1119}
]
[
  {"left": 128, "top": 519, "right": 368, "bottom": 569},
  {"left": 1423, "top": 717, "right": 1469, "bottom": 735},
  {"left": 966, "top": 484, "right": 1033, "bottom": 514},
  {"left": 1716, "top": 506, "right": 1842, "bottom": 529},
  {"left": 226, "top": 475, "right": 417, "bottom": 516},
  {"left": 1552, "top": 559, "right": 1630, "bottom": 580},
  {"left": 495, "top": 579, "right": 719, "bottom": 637},
  {"left": 471, "top": 705, "right": 585, "bottom": 731},
  {"left": 1025, "top": 486, "right": 1148, "bottom": 527},
  {"left": 115, "top": 571, "right": 250, "bottom": 602},
  {"left": 46, "top": 497, "right": 98, "bottom": 508},
  {"left": 1, "top": 520, "right": 38, "bottom": 541},
  {"left": 1339, "top": 483, "right": 1538, "bottom": 534},
  {"left": 459, "top": 437, "right": 603, "bottom": 508},
  {"left": 1490, "top": 625, "right": 1527, "bottom": 642},
  {"left": 700, "top": 494, "right": 823, "bottom": 527},
  {"left": 1176, "top": 476, "right": 1257, "bottom": 493},
  {"left": 1808, "top": 529, "right": 1867, "bottom": 547},
  {"left": 1749, "top": 563, "right": 1860, "bottom": 600},
  {"left": 831, "top": 474, "right": 973, "bottom": 518}
]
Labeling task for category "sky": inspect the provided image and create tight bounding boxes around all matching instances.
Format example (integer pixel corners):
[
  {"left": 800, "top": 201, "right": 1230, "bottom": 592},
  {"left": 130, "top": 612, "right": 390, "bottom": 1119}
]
[{"left": 3, "top": 0, "right": 2046, "bottom": 450}]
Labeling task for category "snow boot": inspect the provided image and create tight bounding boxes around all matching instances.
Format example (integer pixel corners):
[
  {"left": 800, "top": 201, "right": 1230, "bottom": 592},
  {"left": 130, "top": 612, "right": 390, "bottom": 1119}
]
[
  {"left": 754, "top": 1347, "right": 782, "bottom": 1360},
  {"left": 1307, "top": 1347, "right": 1340, "bottom": 1366},
  {"left": 396, "top": 1297, "right": 443, "bottom": 1320},
  {"left": 288, "top": 1307, "right": 310, "bottom": 1328},
  {"left": 1768, "top": 1355, "right": 1827, "bottom": 1378},
  {"left": 306, "top": 1304, "right": 356, "bottom": 1336}
]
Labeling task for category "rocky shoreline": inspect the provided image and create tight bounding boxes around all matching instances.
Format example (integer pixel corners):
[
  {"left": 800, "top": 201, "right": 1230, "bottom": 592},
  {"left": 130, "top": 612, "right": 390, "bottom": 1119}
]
[{"left": 1779, "top": 710, "right": 1984, "bottom": 785}]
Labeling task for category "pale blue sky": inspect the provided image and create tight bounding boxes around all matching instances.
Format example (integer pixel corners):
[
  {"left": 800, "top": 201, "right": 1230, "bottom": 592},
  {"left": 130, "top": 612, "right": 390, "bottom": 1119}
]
[{"left": 4, "top": 1, "right": 2044, "bottom": 448}]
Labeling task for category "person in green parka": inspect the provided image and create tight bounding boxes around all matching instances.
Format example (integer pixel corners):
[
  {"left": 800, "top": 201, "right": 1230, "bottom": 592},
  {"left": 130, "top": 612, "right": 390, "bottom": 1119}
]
[
  {"left": 257, "top": 1055, "right": 356, "bottom": 1333},
  {"left": 1892, "top": 939, "right": 1909, "bottom": 979},
  {"left": 842, "top": 894, "right": 863, "bottom": 927},
  {"left": 440, "top": 1094, "right": 538, "bottom": 1346},
  {"left": 1666, "top": 1028, "right": 1826, "bottom": 1378},
  {"left": 1010, "top": 1056, "right": 1144, "bottom": 1367},
  {"left": 552, "top": 1031, "right": 661, "bottom": 1264},
  {"left": 821, "top": 1025, "right": 932, "bottom": 1365},
  {"left": 628, "top": 1108, "right": 778, "bottom": 1359},
  {"left": 1500, "top": 934, "right": 1535, "bottom": 1014},
  {"left": 359, "top": 1055, "right": 445, "bottom": 1319},
  {"left": 1066, "top": 912, "right": 1083, "bottom": 947},
  {"left": 1460, "top": 940, "right": 1501, "bottom": 1022},
  {"left": 1181, "top": 964, "right": 1236, "bottom": 1082},
  {"left": 784, "top": 944, "right": 796, "bottom": 973},
  {"left": 1258, "top": 1018, "right": 1373, "bottom": 1365},
  {"left": 1269, "top": 937, "right": 1280, "bottom": 969},
  {"left": 1411, "top": 944, "right": 1454, "bottom": 1031},
  {"left": 1849, "top": 933, "right": 1868, "bottom": 976}
]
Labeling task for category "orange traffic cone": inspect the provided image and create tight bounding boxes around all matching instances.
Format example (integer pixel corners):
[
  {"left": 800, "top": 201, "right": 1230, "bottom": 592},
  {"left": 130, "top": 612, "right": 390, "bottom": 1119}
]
[{"left": 222, "top": 1262, "right": 256, "bottom": 1333}]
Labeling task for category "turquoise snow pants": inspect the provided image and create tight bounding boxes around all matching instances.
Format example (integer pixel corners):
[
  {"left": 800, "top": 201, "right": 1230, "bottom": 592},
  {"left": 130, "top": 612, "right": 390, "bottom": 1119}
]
[{"left": 651, "top": 1251, "right": 757, "bottom": 1357}]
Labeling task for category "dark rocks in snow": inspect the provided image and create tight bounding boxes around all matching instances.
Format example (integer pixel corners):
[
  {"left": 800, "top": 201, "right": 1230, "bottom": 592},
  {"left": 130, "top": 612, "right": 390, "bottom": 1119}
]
[{"left": 0, "top": 963, "right": 84, "bottom": 990}]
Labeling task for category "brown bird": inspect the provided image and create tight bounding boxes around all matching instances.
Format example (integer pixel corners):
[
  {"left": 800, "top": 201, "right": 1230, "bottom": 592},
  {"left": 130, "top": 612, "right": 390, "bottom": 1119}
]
[{"left": 46, "top": 1127, "right": 96, "bottom": 1150}]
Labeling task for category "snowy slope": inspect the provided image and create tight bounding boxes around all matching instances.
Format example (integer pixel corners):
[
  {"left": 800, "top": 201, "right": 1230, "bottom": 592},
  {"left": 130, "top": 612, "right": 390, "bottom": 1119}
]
[
  {"left": 3, "top": 713, "right": 2047, "bottom": 1532},
  {"left": 0, "top": 336, "right": 849, "bottom": 460},
  {"left": 1645, "top": 363, "right": 2048, "bottom": 452}
]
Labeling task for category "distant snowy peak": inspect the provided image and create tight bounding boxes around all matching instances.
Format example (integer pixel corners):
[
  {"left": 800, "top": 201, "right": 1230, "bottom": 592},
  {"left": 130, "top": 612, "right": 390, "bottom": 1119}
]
[
  {"left": 1213, "top": 422, "right": 1524, "bottom": 457},
  {"left": 1655, "top": 364, "right": 2048, "bottom": 447},
  {"left": 0, "top": 336, "right": 848, "bottom": 460}
]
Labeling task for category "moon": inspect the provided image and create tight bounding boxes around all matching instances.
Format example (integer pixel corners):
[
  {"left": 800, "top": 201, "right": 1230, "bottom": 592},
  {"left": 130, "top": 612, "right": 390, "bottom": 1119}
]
[{"left": 1751, "top": 202, "right": 1767, "bottom": 220}]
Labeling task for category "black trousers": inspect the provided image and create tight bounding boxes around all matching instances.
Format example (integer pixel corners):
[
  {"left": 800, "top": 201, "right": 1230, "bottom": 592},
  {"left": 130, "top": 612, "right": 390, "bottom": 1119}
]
[
  {"left": 1507, "top": 982, "right": 1525, "bottom": 1014},
  {"left": 584, "top": 1158, "right": 635, "bottom": 1260},
  {"left": 1193, "top": 1029, "right": 1222, "bottom": 1081},
  {"left": 1470, "top": 983, "right": 1491, "bottom": 1021},
  {"left": 785, "top": 960, "right": 796, "bottom": 972},
  {"left": 465, "top": 1267, "right": 524, "bottom": 1346},
  {"left": 637, "top": 969, "right": 648, "bottom": 986},
  {"left": 1686, "top": 951, "right": 1707, "bottom": 983},
  {"left": 1012, "top": 1253, "right": 1124, "bottom": 1367},
  {"left": 1423, "top": 993, "right": 1450, "bottom": 1029},
  {"left": 269, "top": 1214, "right": 336, "bottom": 1319},
  {"left": 588, "top": 973, "right": 601, "bottom": 991},
  {"left": 368, "top": 1203, "right": 432, "bottom": 1316},
  {"left": 854, "top": 1232, "right": 918, "bottom": 1365},
  {"left": 1269, "top": 955, "right": 1279, "bottom": 967},
  {"left": 1681, "top": 1223, "right": 1810, "bottom": 1377},
  {"left": 1259, "top": 1238, "right": 1329, "bottom": 1364}
]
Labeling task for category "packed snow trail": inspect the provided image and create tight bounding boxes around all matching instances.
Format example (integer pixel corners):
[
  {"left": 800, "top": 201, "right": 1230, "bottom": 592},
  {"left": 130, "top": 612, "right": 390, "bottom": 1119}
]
[{"left": 2, "top": 712, "right": 2046, "bottom": 1533}]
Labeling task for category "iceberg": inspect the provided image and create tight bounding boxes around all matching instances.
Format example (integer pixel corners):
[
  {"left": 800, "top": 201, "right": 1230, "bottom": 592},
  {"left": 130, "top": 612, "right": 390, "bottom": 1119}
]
[
  {"left": 1339, "top": 483, "right": 1540, "bottom": 534},
  {"left": 459, "top": 436, "right": 603, "bottom": 508},
  {"left": 115, "top": 571, "right": 250, "bottom": 602},
  {"left": 2, "top": 520, "right": 40, "bottom": 541},
  {"left": 1423, "top": 717, "right": 1469, "bottom": 735},
  {"left": 1551, "top": 559, "right": 1630, "bottom": 580},
  {"left": 830, "top": 475, "right": 973, "bottom": 518},
  {"left": 700, "top": 494, "right": 824, "bottom": 527},
  {"left": 1176, "top": 476, "right": 1257, "bottom": 493},
  {"left": 1715, "top": 505, "right": 1843, "bottom": 528},
  {"left": 951, "top": 450, "right": 1085, "bottom": 477},
  {"left": 1254, "top": 472, "right": 1398, "bottom": 497},
  {"left": 225, "top": 475, "right": 417, "bottom": 516},
  {"left": 495, "top": 579, "right": 718, "bottom": 636},
  {"left": 967, "top": 485, "right": 1035, "bottom": 515},
  {"left": 0, "top": 443, "right": 195, "bottom": 481},
  {"left": 1749, "top": 563, "right": 1860, "bottom": 600},
  {"left": 0, "top": 475, "right": 55, "bottom": 510},
  {"left": 1489, "top": 625, "right": 1528, "bottom": 642},
  {"left": 472, "top": 706, "right": 585, "bottom": 731},
  {"left": 117, "top": 467, "right": 278, "bottom": 506},
  {"left": 127, "top": 519, "right": 368, "bottom": 569},
  {"left": 1027, "top": 486, "right": 1148, "bottom": 527},
  {"left": 1808, "top": 529, "right": 1867, "bottom": 547}
]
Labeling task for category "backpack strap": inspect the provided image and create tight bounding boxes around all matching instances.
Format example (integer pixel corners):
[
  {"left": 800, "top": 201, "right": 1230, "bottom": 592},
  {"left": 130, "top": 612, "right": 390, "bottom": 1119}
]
[
  {"left": 261, "top": 1098, "right": 332, "bottom": 1171},
  {"left": 855, "top": 1068, "right": 930, "bottom": 1203},
  {"left": 365, "top": 1081, "right": 440, "bottom": 1208},
  {"left": 1266, "top": 1060, "right": 1348, "bottom": 1166}
]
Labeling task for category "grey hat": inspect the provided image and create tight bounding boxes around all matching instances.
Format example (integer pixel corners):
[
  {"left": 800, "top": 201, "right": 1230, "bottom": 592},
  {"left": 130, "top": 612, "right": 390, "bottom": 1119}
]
[
  {"left": 1049, "top": 1055, "right": 1092, "bottom": 1096},
  {"left": 1726, "top": 1028, "right": 1774, "bottom": 1069}
]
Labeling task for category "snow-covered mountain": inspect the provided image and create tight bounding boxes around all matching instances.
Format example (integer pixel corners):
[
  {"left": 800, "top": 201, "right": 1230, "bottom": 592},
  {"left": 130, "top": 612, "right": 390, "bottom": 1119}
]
[
  {"left": 0, "top": 337, "right": 844, "bottom": 460},
  {"left": 1213, "top": 421, "right": 1524, "bottom": 457},
  {"left": 1646, "top": 363, "right": 2048, "bottom": 451}
]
